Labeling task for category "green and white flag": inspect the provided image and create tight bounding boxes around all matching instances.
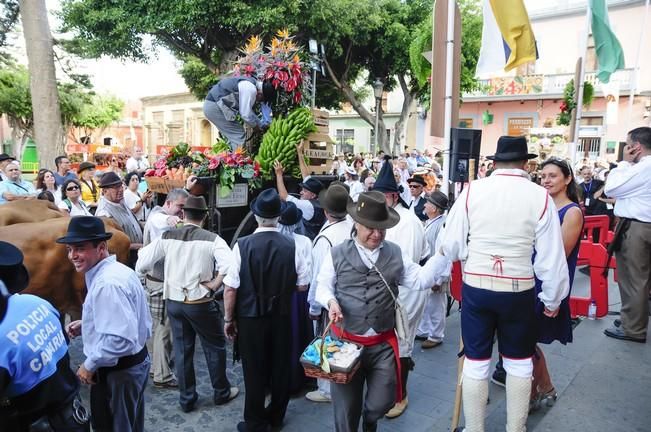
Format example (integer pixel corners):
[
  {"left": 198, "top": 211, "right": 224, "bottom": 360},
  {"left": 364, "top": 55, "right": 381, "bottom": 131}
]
[{"left": 590, "top": 0, "right": 625, "bottom": 83}]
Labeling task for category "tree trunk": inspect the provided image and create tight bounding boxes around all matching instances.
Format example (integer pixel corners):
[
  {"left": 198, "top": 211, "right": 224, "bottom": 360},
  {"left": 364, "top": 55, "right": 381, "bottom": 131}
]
[
  {"left": 323, "top": 58, "right": 391, "bottom": 154},
  {"left": 393, "top": 75, "right": 417, "bottom": 155},
  {"left": 19, "top": 0, "right": 64, "bottom": 169}
]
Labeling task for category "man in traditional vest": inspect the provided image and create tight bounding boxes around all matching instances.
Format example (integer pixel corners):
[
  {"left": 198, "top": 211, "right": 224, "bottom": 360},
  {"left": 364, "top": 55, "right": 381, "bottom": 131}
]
[
  {"left": 440, "top": 136, "right": 569, "bottom": 432},
  {"left": 315, "top": 191, "right": 449, "bottom": 432},
  {"left": 224, "top": 188, "right": 311, "bottom": 432},
  {"left": 372, "top": 157, "right": 429, "bottom": 419},
  {"left": 203, "top": 76, "right": 275, "bottom": 150},
  {"left": 305, "top": 183, "right": 353, "bottom": 403},
  {"left": 273, "top": 160, "right": 326, "bottom": 240}
]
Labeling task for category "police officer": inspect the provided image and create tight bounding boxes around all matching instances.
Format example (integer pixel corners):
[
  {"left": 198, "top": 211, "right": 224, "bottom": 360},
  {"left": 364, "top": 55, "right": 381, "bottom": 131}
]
[{"left": 0, "top": 241, "right": 89, "bottom": 431}]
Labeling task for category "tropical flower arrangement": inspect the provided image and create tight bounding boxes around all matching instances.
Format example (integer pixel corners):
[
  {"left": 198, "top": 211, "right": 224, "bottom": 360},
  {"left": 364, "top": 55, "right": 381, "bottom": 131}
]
[
  {"left": 232, "top": 29, "right": 310, "bottom": 116},
  {"left": 557, "top": 79, "right": 595, "bottom": 126},
  {"left": 192, "top": 148, "right": 262, "bottom": 198}
]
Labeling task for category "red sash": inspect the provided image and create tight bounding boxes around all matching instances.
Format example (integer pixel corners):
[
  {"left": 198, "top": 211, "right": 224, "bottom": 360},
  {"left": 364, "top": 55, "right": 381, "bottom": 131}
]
[{"left": 331, "top": 326, "right": 403, "bottom": 402}]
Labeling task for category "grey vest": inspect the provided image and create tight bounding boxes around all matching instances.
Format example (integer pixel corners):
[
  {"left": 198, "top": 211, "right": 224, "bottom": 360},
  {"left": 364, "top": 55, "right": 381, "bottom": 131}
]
[{"left": 331, "top": 240, "right": 404, "bottom": 335}]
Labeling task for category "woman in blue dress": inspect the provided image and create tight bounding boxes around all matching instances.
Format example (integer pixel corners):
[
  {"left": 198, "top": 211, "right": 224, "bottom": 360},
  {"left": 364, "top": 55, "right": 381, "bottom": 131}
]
[{"left": 531, "top": 158, "right": 584, "bottom": 410}]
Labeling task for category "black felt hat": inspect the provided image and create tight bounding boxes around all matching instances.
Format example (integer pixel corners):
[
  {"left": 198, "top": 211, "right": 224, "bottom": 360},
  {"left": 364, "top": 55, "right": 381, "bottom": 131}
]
[
  {"left": 77, "top": 161, "right": 96, "bottom": 174},
  {"left": 98, "top": 171, "right": 122, "bottom": 188},
  {"left": 347, "top": 191, "right": 399, "bottom": 230},
  {"left": 0, "top": 153, "right": 15, "bottom": 163},
  {"left": 407, "top": 175, "right": 426, "bottom": 186},
  {"left": 486, "top": 136, "right": 537, "bottom": 162},
  {"left": 298, "top": 177, "right": 324, "bottom": 195},
  {"left": 183, "top": 195, "right": 208, "bottom": 211},
  {"left": 319, "top": 183, "right": 350, "bottom": 219},
  {"left": 0, "top": 241, "right": 29, "bottom": 294},
  {"left": 56, "top": 216, "right": 113, "bottom": 244},
  {"left": 279, "top": 201, "right": 303, "bottom": 225},
  {"left": 426, "top": 191, "right": 449, "bottom": 210},
  {"left": 250, "top": 188, "right": 284, "bottom": 218}
]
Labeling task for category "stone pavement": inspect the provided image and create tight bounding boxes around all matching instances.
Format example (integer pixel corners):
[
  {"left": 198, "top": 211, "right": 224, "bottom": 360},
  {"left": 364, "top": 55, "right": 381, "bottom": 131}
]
[{"left": 67, "top": 268, "right": 651, "bottom": 431}]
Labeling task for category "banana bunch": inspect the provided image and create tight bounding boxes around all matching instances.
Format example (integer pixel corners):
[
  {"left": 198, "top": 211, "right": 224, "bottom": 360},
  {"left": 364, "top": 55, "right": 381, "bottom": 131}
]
[{"left": 256, "top": 107, "right": 315, "bottom": 179}]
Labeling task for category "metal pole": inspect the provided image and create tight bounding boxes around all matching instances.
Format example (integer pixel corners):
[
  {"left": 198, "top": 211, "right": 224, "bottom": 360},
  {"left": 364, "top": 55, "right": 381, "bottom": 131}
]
[
  {"left": 375, "top": 98, "right": 380, "bottom": 154},
  {"left": 311, "top": 67, "right": 317, "bottom": 108},
  {"left": 442, "top": 0, "right": 456, "bottom": 196},
  {"left": 573, "top": 4, "right": 591, "bottom": 164},
  {"left": 626, "top": 0, "right": 650, "bottom": 130}
]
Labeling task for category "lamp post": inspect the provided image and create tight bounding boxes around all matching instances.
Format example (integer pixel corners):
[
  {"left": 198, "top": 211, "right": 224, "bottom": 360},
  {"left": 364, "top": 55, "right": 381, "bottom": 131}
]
[
  {"left": 373, "top": 79, "right": 384, "bottom": 154},
  {"left": 308, "top": 39, "right": 320, "bottom": 108}
]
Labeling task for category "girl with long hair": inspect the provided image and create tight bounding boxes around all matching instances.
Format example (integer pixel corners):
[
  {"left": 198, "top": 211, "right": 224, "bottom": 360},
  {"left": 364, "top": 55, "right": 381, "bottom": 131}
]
[{"left": 35, "top": 169, "right": 61, "bottom": 205}]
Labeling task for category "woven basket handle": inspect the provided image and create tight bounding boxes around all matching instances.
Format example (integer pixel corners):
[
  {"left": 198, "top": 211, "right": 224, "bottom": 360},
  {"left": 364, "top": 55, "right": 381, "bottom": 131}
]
[{"left": 318, "top": 318, "right": 335, "bottom": 366}]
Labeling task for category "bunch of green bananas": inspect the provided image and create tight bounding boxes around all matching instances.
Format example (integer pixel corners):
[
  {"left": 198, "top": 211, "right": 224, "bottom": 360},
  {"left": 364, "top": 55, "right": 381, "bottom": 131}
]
[{"left": 255, "top": 107, "right": 315, "bottom": 179}]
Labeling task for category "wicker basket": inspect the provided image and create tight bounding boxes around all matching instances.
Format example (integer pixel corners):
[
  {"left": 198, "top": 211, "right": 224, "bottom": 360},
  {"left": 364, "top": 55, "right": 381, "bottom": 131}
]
[{"left": 300, "top": 319, "right": 362, "bottom": 384}]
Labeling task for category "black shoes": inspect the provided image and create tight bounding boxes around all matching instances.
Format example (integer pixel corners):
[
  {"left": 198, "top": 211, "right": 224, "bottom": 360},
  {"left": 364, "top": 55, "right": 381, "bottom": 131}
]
[
  {"left": 613, "top": 318, "right": 621, "bottom": 327},
  {"left": 491, "top": 364, "right": 506, "bottom": 388},
  {"left": 604, "top": 326, "right": 646, "bottom": 343}
]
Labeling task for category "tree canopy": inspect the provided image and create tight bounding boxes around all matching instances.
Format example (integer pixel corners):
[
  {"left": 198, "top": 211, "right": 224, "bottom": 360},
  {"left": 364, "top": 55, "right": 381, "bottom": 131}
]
[{"left": 60, "top": 0, "right": 482, "bottom": 153}]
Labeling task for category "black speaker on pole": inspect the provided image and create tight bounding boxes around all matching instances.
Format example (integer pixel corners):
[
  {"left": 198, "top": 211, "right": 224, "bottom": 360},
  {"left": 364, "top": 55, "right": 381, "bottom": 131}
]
[{"left": 449, "top": 128, "right": 482, "bottom": 182}]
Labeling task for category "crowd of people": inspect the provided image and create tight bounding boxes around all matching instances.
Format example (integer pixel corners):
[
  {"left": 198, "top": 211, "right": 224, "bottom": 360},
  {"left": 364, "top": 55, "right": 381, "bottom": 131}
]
[{"left": 1, "top": 126, "right": 650, "bottom": 432}]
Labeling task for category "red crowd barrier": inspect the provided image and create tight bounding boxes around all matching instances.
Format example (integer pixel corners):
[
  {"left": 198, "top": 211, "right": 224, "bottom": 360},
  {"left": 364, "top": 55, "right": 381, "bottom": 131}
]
[{"left": 570, "top": 240, "right": 609, "bottom": 318}]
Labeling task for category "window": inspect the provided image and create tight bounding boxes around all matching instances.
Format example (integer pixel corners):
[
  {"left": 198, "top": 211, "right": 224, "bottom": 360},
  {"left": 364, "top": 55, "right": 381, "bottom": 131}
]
[
  {"left": 151, "top": 111, "right": 164, "bottom": 145},
  {"left": 335, "top": 129, "right": 355, "bottom": 154},
  {"left": 577, "top": 137, "right": 601, "bottom": 159}
]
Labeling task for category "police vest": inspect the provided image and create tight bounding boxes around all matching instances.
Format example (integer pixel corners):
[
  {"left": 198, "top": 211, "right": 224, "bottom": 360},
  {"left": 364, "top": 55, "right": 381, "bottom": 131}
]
[{"left": 0, "top": 294, "right": 68, "bottom": 398}]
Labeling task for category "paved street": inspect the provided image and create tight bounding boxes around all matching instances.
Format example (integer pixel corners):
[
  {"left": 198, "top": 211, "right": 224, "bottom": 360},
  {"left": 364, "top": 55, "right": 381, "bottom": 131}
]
[{"left": 67, "top": 269, "right": 651, "bottom": 431}]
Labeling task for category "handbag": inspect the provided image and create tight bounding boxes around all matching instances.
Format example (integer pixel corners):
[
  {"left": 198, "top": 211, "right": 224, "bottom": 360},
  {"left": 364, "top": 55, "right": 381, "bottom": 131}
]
[{"left": 367, "top": 260, "right": 409, "bottom": 343}]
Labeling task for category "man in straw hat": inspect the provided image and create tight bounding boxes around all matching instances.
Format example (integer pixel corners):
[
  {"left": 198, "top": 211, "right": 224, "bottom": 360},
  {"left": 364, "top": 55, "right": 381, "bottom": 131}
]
[
  {"left": 224, "top": 188, "right": 311, "bottom": 432},
  {"left": 315, "top": 191, "right": 449, "bottom": 432},
  {"left": 57, "top": 216, "right": 151, "bottom": 432},
  {"left": 0, "top": 241, "right": 90, "bottom": 431},
  {"left": 136, "top": 195, "right": 239, "bottom": 413},
  {"left": 439, "top": 136, "right": 569, "bottom": 432},
  {"left": 305, "top": 183, "right": 354, "bottom": 404}
]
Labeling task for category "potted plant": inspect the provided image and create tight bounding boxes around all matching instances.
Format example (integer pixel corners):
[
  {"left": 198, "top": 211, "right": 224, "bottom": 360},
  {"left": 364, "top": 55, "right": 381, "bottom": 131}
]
[{"left": 192, "top": 148, "right": 262, "bottom": 198}]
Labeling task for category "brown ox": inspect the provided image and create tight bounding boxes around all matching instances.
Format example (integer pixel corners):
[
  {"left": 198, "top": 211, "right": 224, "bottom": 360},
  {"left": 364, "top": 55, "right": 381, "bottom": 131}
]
[
  {"left": 0, "top": 217, "right": 131, "bottom": 318},
  {"left": 0, "top": 199, "right": 64, "bottom": 226}
]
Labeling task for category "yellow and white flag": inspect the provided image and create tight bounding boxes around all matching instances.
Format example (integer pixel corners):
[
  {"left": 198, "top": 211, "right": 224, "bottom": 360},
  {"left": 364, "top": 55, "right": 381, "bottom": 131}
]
[{"left": 476, "top": 0, "right": 538, "bottom": 76}]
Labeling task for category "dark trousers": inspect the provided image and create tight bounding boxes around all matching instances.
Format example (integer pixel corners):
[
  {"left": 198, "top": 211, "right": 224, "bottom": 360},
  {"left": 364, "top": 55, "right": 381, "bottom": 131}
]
[
  {"left": 238, "top": 314, "right": 292, "bottom": 431},
  {"left": 166, "top": 299, "right": 231, "bottom": 409}
]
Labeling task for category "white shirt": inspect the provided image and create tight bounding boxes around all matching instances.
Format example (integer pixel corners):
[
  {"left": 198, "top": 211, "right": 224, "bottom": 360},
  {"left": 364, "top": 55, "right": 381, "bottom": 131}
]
[
  {"left": 226, "top": 227, "right": 311, "bottom": 288},
  {"left": 286, "top": 194, "right": 315, "bottom": 221},
  {"left": 124, "top": 188, "right": 146, "bottom": 221},
  {"left": 440, "top": 169, "right": 569, "bottom": 310},
  {"left": 346, "top": 180, "right": 365, "bottom": 202},
  {"left": 604, "top": 155, "right": 651, "bottom": 222},
  {"left": 144, "top": 208, "right": 174, "bottom": 243},
  {"left": 314, "top": 238, "right": 450, "bottom": 329},
  {"left": 58, "top": 199, "right": 92, "bottom": 216},
  {"left": 308, "top": 218, "right": 354, "bottom": 315},
  {"left": 82, "top": 255, "right": 152, "bottom": 372},
  {"left": 125, "top": 156, "right": 150, "bottom": 173},
  {"left": 386, "top": 205, "right": 430, "bottom": 263},
  {"left": 237, "top": 80, "right": 260, "bottom": 127}
]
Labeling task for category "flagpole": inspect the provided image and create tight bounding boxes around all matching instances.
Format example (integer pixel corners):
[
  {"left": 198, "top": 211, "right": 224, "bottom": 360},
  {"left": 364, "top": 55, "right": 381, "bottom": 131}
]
[
  {"left": 441, "top": 0, "right": 456, "bottom": 196},
  {"left": 626, "top": 0, "right": 650, "bottom": 130},
  {"left": 572, "top": 2, "right": 592, "bottom": 164}
]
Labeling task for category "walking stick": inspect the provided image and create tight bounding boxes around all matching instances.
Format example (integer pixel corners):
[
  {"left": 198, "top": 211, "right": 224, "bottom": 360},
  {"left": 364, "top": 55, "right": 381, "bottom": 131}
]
[{"left": 450, "top": 334, "right": 464, "bottom": 431}]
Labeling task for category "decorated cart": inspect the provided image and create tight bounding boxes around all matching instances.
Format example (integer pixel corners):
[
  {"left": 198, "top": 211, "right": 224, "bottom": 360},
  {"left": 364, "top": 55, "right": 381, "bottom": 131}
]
[{"left": 144, "top": 31, "right": 335, "bottom": 244}]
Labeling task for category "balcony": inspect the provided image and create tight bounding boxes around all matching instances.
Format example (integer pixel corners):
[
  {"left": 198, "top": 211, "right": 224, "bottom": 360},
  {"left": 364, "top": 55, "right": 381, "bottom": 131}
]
[{"left": 463, "top": 68, "right": 634, "bottom": 101}]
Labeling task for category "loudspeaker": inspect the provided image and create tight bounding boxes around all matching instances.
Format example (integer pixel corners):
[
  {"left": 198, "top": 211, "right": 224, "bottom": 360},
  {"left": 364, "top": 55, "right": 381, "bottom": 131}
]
[{"left": 449, "top": 128, "right": 482, "bottom": 182}]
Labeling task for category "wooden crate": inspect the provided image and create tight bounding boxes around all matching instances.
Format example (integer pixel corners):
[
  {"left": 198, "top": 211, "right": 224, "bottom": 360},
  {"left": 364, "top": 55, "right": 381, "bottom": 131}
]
[
  {"left": 145, "top": 177, "right": 168, "bottom": 194},
  {"left": 304, "top": 132, "right": 334, "bottom": 175},
  {"left": 311, "top": 109, "right": 330, "bottom": 135}
]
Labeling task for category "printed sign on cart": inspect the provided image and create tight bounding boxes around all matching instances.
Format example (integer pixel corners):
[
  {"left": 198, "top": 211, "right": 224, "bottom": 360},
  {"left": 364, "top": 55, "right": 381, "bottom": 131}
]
[{"left": 216, "top": 183, "right": 248, "bottom": 208}]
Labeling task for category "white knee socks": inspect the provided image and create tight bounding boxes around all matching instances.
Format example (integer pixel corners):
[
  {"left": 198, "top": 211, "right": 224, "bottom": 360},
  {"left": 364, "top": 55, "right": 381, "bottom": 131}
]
[
  {"left": 505, "top": 374, "right": 532, "bottom": 432},
  {"left": 462, "top": 376, "right": 488, "bottom": 432}
]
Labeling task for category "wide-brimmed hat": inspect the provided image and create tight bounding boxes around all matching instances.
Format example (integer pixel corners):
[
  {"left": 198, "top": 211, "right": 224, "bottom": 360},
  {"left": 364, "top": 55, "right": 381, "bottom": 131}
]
[
  {"left": 250, "top": 188, "right": 284, "bottom": 218},
  {"left": 344, "top": 167, "right": 357, "bottom": 177},
  {"left": 486, "top": 136, "right": 537, "bottom": 162},
  {"left": 0, "top": 241, "right": 29, "bottom": 294},
  {"left": 407, "top": 175, "right": 426, "bottom": 186},
  {"left": 346, "top": 191, "right": 400, "bottom": 230},
  {"left": 98, "top": 171, "right": 122, "bottom": 188},
  {"left": 0, "top": 153, "right": 15, "bottom": 163},
  {"left": 183, "top": 195, "right": 208, "bottom": 212},
  {"left": 426, "top": 191, "right": 449, "bottom": 210},
  {"left": 319, "top": 183, "right": 349, "bottom": 219},
  {"left": 77, "top": 161, "right": 96, "bottom": 174},
  {"left": 279, "top": 201, "right": 303, "bottom": 225},
  {"left": 298, "top": 177, "right": 324, "bottom": 195},
  {"left": 373, "top": 156, "right": 399, "bottom": 193},
  {"left": 56, "top": 216, "right": 113, "bottom": 244}
]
